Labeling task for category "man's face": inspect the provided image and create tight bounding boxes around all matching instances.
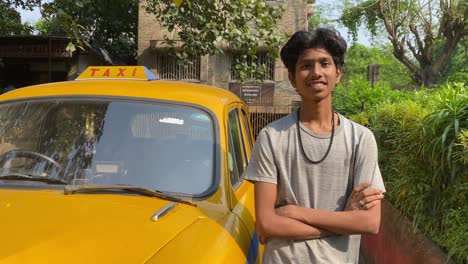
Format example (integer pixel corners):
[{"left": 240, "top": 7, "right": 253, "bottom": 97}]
[{"left": 289, "top": 48, "right": 342, "bottom": 102}]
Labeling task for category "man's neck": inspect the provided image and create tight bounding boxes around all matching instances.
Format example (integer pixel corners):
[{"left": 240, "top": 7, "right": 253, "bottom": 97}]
[{"left": 299, "top": 98, "right": 335, "bottom": 134}]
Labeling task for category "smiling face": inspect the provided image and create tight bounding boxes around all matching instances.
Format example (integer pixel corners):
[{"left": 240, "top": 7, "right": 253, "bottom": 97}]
[{"left": 289, "top": 48, "right": 342, "bottom": 103}]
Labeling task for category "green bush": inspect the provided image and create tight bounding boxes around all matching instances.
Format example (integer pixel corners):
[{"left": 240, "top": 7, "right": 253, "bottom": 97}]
[
  {"left": 368, "top": 101, "right": 430, "bottom": 218},
  {"left": 333, "top": 80, "right": 411, "bottom": 117},
  {"left": 455, "top": 130, "right": 468, "bottom": 164},
  {"left": 336, "top": 82, "right": 467, "bottom": 263},
  {"left": 420, "top": 83, "right": 468, "bottom": 184}
]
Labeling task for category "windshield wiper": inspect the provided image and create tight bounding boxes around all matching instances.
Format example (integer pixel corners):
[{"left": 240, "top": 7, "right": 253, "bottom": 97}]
[
  {"left": 64, "top": 184, "right": 195, "bottom": 206},
  {"left": 0, "top": 174, "right": 67, "bottom": 185}
]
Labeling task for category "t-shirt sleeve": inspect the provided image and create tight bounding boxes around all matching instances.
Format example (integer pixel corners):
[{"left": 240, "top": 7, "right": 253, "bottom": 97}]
[
  {"left": 353, "top": 129, "right": 386, "bottom": 193},
  {"left": 244, "top": 128, "right": 278, "bottom": 184}
]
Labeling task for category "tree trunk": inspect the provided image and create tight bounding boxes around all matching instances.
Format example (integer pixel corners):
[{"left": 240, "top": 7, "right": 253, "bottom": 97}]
[{"left": 417, "top": 66, "right": 438, "bottom": 88}]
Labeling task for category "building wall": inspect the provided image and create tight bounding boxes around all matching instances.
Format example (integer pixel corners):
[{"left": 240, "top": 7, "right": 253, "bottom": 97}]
[
  {"left": 138, "top": 0, "right": 310, "bottom": 107},
  {"left": 270, "top": 0, "right": 309, "bottom": 105}
]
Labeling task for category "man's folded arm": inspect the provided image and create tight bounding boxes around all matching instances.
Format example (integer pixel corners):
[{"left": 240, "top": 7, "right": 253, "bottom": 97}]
[
  {"left": 276, "top": 131, "right": 386, "bottom": 236},
  {"left": 254, "top": 181, "right": 332, "bottom": 242},
  {"left": 276, "top": 202, "right": 382, "bottom": 235}
]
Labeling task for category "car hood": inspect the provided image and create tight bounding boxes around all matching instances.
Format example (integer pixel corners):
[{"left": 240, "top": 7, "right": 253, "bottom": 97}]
[{"left": 0, "top": 189, "right": 205, "bottom": 264}]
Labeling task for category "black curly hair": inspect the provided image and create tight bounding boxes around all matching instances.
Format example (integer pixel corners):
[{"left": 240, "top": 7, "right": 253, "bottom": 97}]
[{"left": 280, "top": 28, "right": 347, "bottom": 73}]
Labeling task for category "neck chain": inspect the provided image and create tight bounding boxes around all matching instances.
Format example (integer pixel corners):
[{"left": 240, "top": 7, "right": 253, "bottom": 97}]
[{"left": 296, "top": 108, "right": 335, "bottom": 164}]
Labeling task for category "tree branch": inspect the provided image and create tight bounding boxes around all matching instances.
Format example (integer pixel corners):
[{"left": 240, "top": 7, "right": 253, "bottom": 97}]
[
  {"left": 409, "top": 22, "right": 424, "bottom": 61},
  {"left": 380, "top": 1, "right": 396, "bottom": 40},
  {"left": 406, "top": 37, "right": 421, "bottom": 62},
  {"left": 341, "top": 0, "right": 466, "bottom": 85},
  {"left": 432, "top": 15, "right": 466, "bottom": 74}
]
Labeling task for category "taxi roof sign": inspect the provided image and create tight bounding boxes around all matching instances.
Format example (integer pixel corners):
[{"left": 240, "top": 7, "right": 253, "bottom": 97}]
[{"left": 76, "top": 66, "right": 159, "bottom": 81}]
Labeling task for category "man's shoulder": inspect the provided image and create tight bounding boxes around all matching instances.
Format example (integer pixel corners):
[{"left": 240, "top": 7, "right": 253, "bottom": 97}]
[
  {"left": 341, "top": 114, "right": 375, "bottom": 138},
  {"left": 261, "top": 112, "right": 296, "bottom": 134}
]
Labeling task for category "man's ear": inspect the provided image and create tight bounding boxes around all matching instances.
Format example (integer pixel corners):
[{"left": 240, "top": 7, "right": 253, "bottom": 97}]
[
  {"left": 336, "top": 67, "right": 342, "bottom": 84},
  {"left": 288, "top": 72, "right": 297, "bottom": 88}
]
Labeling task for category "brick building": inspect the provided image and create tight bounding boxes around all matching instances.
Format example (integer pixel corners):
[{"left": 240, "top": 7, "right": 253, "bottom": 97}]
[{"left": 138, "top": 0, "right": 315, "bottom": 109}]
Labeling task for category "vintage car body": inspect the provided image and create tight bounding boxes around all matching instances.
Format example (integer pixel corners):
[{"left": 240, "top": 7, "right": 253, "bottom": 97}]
[{"left": 0, "top": 67, "right": 259, "bottom": 263}]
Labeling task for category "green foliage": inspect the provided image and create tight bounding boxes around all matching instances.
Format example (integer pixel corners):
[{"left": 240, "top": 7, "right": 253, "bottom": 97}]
[
  {"left": 307, "top": 5, "right": 322, "bottom": 30},
  {"left": 348, "top": 111, "right": 369, "bottom": 126},
  {"left": 430, "top": 189, "right": 468, "bottom": 263},
  {"left": 35, "top": 17, "right": 66, "bottom": 36},
  {"left": 0, "top": 2, "right": 33, "bottom": 35},
  {"left": 333, "top": 79, "right": 412, "bottom": 117},
  {"left": 366, "top": 101, "right": 430, "bottom": 225},
  {"left": 341, "top": 0, "right": 468, "bottom": 86},
  {"left": 342, "top": 43, "right": 414, "bottom": 87},
  {"left": 341, "top": 0, "right": 381, "bottom": 41},
  {"left": 40, "top": 0, "right": 139, "bottom": 65},
  {"left": 307, "top": 4, "right": 338, "bottom": 30},
  {"left": 144, "top": 0, "right": 284, "bottom": 82},
  {"left": 4, "top": 0, "right": 41, "bottom": 10},
  {"left": 337, "top": 82, "right": 467, "bottom": 263},
  {"left": 454, "top": 130, "right": 468, "bottom": 164},
  {"left": 420, "top": 83, "right": 468, "bottom": 185},
  {"left": 8, "top": 0, "right": 284, "bottom": 79},
  {"left": 370, "top": 100, "right": 428, "bottom": 153},
  {"left": 443, "top": 42, "right": 468, "bottom": 84}
]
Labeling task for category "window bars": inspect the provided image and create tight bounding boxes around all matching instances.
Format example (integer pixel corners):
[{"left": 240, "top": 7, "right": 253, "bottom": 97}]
[
  {"left": 155, "top": 53, "right": 201, "bottom": 81},
  {"left": 230, "top": 52, "right": 275, "bottom": 81}
]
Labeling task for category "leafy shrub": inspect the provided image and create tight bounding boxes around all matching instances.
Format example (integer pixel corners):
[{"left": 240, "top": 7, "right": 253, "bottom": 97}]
[
  {"left": 333, "top": 80, "right": 411, "bottom": 117},
  {"left": 420, "top": 83, "right": 468, "bottom": 184},
  {"left": 454, "top": 130, "right": 468, "bottom": 164},
  {"left": 337, "top": 82, "right": 467, "bottom": 263},
  {"left": 349, "top": 111, "right": 369, "bottom": 126},
  {"left": 368, "top": 101, "right": 430, "bottom": 216}
]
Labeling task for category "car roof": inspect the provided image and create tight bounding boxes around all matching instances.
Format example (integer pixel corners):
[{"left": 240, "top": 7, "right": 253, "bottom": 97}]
[{"left": 0, "top": 80, "right": 243, "bottom": 112}]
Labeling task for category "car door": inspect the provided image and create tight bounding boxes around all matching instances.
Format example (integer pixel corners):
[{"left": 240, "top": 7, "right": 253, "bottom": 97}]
[{"left": 226, "top": 103, "right": 259, "bottom": 263}]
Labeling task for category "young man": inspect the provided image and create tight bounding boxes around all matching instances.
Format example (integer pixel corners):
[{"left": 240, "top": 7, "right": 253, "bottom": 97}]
[{"left": 245, "top": 28, "right": 386, "bottom": 263}]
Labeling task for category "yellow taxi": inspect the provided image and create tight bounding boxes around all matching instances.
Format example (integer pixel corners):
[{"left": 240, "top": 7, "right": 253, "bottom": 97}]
[{"left": 0, "top": 66, "right": 260, "bottom": 263}]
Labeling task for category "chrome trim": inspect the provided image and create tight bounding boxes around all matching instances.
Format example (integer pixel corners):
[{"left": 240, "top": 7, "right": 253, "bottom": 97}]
[{"left": 151, "top": 202, "right": 177, "bottom": 221}]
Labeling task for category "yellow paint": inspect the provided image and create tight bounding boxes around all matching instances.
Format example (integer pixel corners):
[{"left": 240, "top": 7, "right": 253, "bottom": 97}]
[
  {"left": 0, "top": 190, "right": 201, "bottom": 263},
  {"left": 0, "top": 78, "right": 260, "bottom": 263},
  {"left": 146, "top": 218, "right": 246, "bottom": 263}
]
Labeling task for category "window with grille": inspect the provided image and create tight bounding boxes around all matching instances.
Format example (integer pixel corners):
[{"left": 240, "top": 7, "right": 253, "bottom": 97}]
[
  {"left": 230, "top": 52, "right": 275, "bottom": 81},
  {"left": 155, "top": 53, "right": 200, "bottom": 81}
]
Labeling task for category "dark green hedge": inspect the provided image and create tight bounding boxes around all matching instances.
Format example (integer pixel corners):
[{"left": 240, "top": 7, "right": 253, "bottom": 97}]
[{"left": 334, "top": 82, "right": 468, "bottom": 263}]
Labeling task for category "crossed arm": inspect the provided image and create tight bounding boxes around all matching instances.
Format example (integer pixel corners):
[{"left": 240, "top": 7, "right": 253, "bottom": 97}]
[{"left": 254, "top": 181, "right": 384, "bottom": 244}]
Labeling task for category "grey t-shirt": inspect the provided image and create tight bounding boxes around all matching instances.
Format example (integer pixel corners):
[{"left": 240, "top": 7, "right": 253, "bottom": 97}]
[{"left": 245, "top": 111, "right": 385, "bottom": 264}]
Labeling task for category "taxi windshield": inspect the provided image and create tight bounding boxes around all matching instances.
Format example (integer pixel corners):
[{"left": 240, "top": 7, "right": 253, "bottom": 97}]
[{"left": 0, "top": 98, "right": 216, "bottom": 196}]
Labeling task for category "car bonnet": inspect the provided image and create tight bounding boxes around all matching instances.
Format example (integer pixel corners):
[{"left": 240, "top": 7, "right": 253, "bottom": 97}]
[{"left": 0, "top": 189, "right": 204, "bottom": 263}]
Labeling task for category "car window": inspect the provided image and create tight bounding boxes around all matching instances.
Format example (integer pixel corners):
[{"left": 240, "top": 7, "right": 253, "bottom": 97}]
[
  {"left": 240, "top": 108, "right": 253, "bottom": 149},
  {"left": 0, "top": 99, "right": 216, "bottom": 196},
  {"left": 227, "top": 107, "right": 247, "bottom": 187}
]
